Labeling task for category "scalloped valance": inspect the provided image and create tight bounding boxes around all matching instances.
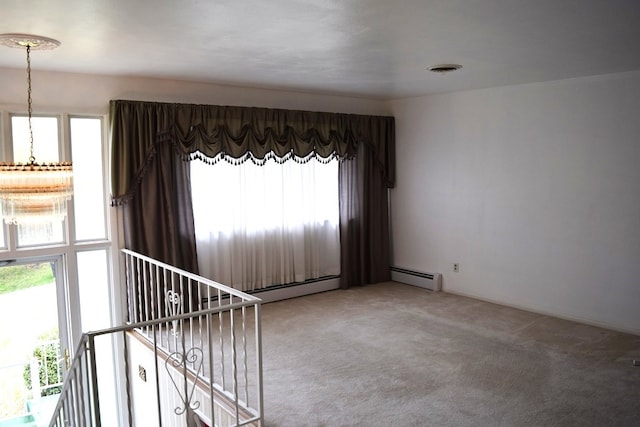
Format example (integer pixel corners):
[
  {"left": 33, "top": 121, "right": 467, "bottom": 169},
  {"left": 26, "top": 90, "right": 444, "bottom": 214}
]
[{"left": 109, "top": 100, "right": 395, "bottom": 204}]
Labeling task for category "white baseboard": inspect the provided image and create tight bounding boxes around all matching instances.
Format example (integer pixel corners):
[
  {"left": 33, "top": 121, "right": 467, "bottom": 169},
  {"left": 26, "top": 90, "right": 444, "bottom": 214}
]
[
  {"left": 250, "top": 277, "right": 341, "bottom": 304},
  {"left": 444, "top": 289, "right": 640, "bottom": 336},
  {"left": 390, "top": 266, "right": 442, "bottom": 292}
]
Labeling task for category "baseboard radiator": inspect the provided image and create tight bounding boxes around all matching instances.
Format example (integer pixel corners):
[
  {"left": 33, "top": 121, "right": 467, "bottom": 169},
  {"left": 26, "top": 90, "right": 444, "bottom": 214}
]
[{"left": 390, "top": 266, "right": 442, "bottom": 292}]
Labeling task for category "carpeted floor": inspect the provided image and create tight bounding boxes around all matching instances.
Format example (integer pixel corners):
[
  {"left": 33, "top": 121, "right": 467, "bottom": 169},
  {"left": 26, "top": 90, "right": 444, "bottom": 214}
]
[{"left": 258, "top": 282, "right": 640, "bottom": 426}]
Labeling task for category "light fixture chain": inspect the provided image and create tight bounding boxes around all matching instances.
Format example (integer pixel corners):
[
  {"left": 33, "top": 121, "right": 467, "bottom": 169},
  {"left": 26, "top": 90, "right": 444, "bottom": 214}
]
[
  {"left": 26, "top": 44, "right": 35, "bottom": 164},
  {"left": 0, "top": 33, "right": 72, "bottom": 225}
]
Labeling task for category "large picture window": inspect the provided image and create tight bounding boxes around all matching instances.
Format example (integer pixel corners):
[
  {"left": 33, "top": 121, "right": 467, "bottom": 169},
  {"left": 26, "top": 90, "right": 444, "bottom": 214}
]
[{"left": 191, "top": 157, "right": 340, "bottom": 291}]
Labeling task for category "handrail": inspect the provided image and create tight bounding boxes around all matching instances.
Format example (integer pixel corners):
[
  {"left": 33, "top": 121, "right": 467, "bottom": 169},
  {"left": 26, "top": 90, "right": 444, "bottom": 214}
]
[
  {"left": 48, "top": 249, "right": 263, "bottom": 427},
  {"left": 49, "top": 302, "right": 263, "bottom": 426},
  {"left": 48, "top": 334, "right": 92, "bottom": 426},
  {"left": 120, "top": 249, "right": 260, "bottom": 302},
  {"left": 49, "top": 302, "right": 258, "bottom": 423},
  {"left": 89, "top": 300, "right": 258, "bottom": 338}
]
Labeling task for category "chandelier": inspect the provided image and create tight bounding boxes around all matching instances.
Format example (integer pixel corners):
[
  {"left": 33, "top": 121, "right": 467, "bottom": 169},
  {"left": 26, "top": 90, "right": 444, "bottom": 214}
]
[{"left": 0, "top": 34, "right": 73, "bottom": 225}]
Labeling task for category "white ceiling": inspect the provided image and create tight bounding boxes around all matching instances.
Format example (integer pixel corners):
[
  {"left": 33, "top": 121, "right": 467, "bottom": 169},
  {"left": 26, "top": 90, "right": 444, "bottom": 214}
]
[{"left": 1, "top": 0, "right": 640, "bottom": 99}]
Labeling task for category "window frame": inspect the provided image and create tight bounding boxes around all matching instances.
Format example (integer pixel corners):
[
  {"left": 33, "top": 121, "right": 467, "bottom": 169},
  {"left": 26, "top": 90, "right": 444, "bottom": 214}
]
[{"left": 0, "top": 109, "right": 120, "bottom": 345}]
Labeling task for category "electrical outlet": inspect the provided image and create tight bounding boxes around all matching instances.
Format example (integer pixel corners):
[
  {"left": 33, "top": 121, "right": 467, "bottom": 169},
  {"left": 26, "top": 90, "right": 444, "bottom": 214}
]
[{"left": 453, "top": 263, "right": 460, "bottom": 272}]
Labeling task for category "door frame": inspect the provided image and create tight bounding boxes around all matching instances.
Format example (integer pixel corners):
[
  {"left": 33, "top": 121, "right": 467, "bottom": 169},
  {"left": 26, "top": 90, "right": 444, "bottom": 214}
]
[{"left": 1, "top": 254, "right": 72, "bottom": 369}]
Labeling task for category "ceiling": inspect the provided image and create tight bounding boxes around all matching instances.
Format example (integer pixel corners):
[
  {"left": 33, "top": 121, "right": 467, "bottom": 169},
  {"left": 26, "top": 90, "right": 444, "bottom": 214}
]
[{"left": 1, "top": 0, "right": 640, "bottom": 99}]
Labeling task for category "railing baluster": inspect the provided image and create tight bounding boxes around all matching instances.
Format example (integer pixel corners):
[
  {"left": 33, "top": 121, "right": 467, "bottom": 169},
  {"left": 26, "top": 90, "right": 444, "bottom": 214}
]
[
  {"left": 188, "top": 277, "right": 195, "bottom": 370},
  {"left": 255, "top": 303, "right": 264, "bottom": 426},
  {"left": 179, "top": 274, "right": 184, "bottom": 342},
  {"left": 125, "top": 253, "right": 135, "bottom": 323},
  {"left": 162, "top": 267, "right": 168, "bottom": 348},
  {"left": 207, "top": 311, "right": 216, "bottom": 427},
  {"left": 123, "top": 330, "right": 133, "bottom": 427},
  {"left": 88, "top": 335, "right": 101, "bottom": 427},
  {"left": 218, "top": 288, "right": 226, "bottom": 390},
  {"left": 153, "top": 324, "right": 163, "bottom": 427},
  {"left": 78, "top": 337, "right": 91, "bottom": 425},
  {"left": 70, "top": 373, "right": 78, "bottom": 427},
  {"left": 136, "top": 257, "right": 143, "bottom": 324},
  {"left": 149, "top": 264, "right": 157, "bottom": 334},
  {"left": 230, "top": 305, "right": 240, "bottom": 424},
  {"left": 76, "top": 371, "right": 83, "bottom": 426},
  {"left": 181, "top": 319, "right": 189, "bottom": 425},
  {"left": 62, "top": 388, "right": 69, "bottom": 427},
  {"left": 76, "top": 347, "right": 86, "bottom": 426},
  {"left": 242, "top": 304, "right": 249, "bottom": 405},
  {"left": 198, "top": 279, "right": 203, "bottom": 373},
  {"left": 173, "top": 271, "right": 179, "bottom": 350},
  {"left": 143, "top": 259, "right": 150, "bottom": 334}
]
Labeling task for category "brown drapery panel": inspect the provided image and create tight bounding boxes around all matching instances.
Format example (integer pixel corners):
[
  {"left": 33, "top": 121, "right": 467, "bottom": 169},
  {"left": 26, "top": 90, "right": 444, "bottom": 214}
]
[
  {"left": 109, "top": 99, "right": 395, "bottom": 289},
  {"left": 121, "top": 140, "right": 197, "bottom": 271},
  {"left": 123, "top": 169, "right": 198, "bottom": 320},
  {"left": 338, "top": 120, "right": 394, "bottom": 288}
]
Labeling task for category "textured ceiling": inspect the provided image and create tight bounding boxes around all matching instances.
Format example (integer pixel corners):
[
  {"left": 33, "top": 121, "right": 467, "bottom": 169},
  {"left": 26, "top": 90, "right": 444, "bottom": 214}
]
[{"left": 1, "top": 0, "right": 640, "bottom": 99}]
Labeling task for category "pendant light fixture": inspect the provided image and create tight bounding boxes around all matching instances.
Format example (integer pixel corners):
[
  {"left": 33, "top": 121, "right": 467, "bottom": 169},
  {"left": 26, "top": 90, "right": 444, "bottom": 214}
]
[{"left": 0, "top": 34, "right": 73, "bottom": 225}]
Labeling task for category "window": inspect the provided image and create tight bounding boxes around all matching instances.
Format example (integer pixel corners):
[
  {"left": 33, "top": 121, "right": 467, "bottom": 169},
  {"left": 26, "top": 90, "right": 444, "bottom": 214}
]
[
  {"left": 11, "top": 116, "right": 64, "bottom": 246},
  {"left": 1, "top": 113, "right": 114, "bottom": 344},
  {"left": 190, "top": 157, "right": 340, "bottom": 291},
  {"left": 0, "top": 111, "right": 115, "bottom": 423},
  {"left": 70, "top": 117, "right": 108, "bottom": 241}
]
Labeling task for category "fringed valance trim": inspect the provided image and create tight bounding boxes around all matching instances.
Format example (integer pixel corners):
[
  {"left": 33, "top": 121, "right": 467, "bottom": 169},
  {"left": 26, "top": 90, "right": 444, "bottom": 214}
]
[
  {"left": 111, "top": 137, "right": 346, "bottom": 206},
  {"left": 110, "top": 100, "right": 395, "bottom": 205},
  {"left": 186, "top": 149, "right": 344, "bottom": 166}
]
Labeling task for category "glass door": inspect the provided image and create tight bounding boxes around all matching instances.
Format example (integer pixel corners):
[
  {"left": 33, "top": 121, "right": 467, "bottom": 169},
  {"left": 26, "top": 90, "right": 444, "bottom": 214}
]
[{"left": 0, "top": 256, "right": 70, "bottom": 426}]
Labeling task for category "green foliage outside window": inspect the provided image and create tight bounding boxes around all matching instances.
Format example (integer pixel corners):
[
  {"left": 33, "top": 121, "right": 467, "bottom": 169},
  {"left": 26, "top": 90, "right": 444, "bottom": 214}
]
[
  {"left": 22, "top": 331, "right": 63, "bottom": 397},
  {"left": 0, "top": 263, "right": 54, "bottom": 295}
]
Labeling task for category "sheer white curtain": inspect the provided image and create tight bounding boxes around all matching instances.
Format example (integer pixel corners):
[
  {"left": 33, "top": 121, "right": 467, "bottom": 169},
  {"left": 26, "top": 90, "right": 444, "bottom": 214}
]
[{"left": 190, "top": 157, "right": 340, "bottom": 291}]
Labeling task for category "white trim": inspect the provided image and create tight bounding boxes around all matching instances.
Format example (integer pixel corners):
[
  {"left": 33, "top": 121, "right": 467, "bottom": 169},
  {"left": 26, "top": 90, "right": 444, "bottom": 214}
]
[
  {"left": 250, "top": 277, "right": 340, "bottom": 304},
  {"left": 444, "top": 289, "right": 640, "bottom": 336}
]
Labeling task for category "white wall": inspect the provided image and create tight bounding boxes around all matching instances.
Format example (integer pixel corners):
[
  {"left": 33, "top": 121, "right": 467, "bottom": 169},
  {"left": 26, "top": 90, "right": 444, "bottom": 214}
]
[
  {"left": 0, "top": 67, "right": 389, "bottom": 115},
  {"left": 389, "top": 70, "right": 640, "bottom": 335}
]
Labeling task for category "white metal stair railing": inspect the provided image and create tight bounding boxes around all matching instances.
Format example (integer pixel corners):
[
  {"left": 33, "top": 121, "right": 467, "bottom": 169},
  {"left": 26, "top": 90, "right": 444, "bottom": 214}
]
[
  {"left": 47, "top": 249, "right": 264, "bottom": 427},
  {"left": 48, "top": 333, "right": 98, "bottom": 426}
]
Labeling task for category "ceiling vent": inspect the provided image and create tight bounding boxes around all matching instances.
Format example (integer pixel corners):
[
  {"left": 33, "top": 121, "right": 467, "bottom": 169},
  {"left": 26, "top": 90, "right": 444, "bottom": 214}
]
[{"left": 427, "top": 64, "right": 462, "bottom": 73}]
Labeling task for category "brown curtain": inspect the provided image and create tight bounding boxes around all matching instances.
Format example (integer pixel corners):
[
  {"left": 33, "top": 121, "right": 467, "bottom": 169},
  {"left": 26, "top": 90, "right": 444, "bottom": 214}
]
[
  {"left": 109, "top": 100, "right": 395, "bottom": 289},
  {"left": 339, "top": 116, "right": 395, "bottom": 288},
  {"left": 121, "top": 140, "right": 197, "bottom": 272},
  {"left": 110, "top": 102, "right": 198, "bottom": 318},
  {"left": 109, "top": 101, "right": 198, "bottom": 271}
]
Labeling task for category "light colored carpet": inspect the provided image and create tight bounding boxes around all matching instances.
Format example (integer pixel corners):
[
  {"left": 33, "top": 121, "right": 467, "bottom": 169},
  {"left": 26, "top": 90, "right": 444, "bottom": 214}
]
[{"left": 258, "top": 282, "right": 640, "bottom": 426}]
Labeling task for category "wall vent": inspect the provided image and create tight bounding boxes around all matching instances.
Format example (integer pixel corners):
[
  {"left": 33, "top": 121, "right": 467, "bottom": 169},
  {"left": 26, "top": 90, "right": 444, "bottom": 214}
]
[{"left": 390, "top": 266, "right": 442, "bottom": 292}]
